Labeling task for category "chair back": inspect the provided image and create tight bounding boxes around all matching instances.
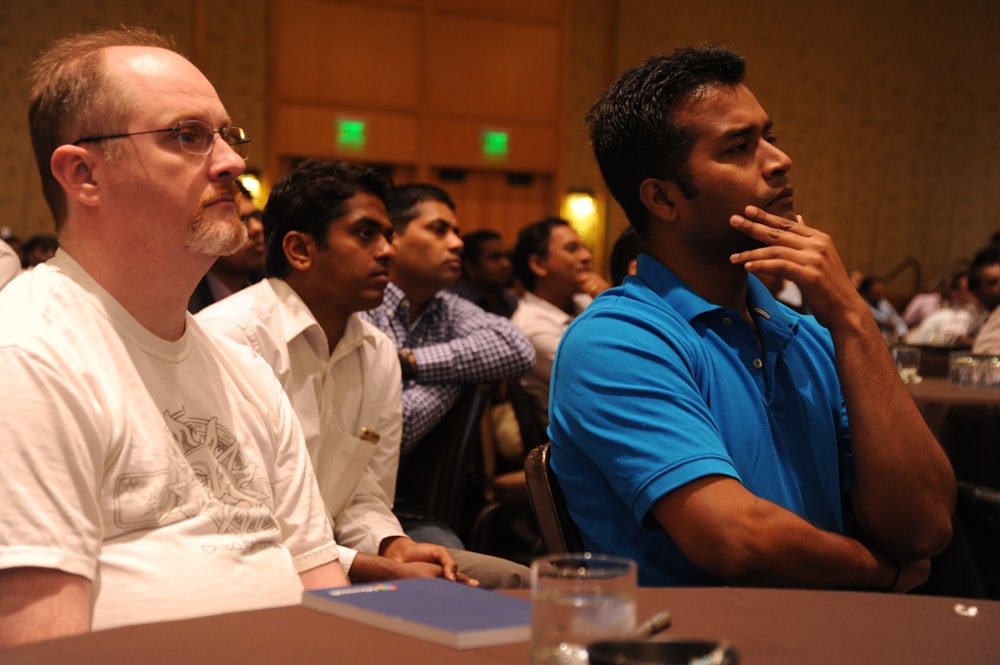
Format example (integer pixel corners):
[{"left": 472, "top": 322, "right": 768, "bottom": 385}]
[
  {"left": 524, "top": 442, "right": 584, "bottom": 554},
  {"left": 396, "top": 382, "right": 495, "bottom": 534},
  {"left": 506, "top": 378, "right": 548, "bottom": 454}
]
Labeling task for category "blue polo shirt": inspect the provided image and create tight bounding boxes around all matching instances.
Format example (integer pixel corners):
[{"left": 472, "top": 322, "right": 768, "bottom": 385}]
[{"left": 548, "top": 254, "right": 854, "bottom": 586}]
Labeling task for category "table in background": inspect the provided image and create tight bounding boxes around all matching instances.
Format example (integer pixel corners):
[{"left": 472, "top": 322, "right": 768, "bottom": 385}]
[
  {"left": 908, "top": 377, "right": 1000, "bottom": 491},
  {"left": 3, "top": 587, "right": 997, "bottom": 664}
]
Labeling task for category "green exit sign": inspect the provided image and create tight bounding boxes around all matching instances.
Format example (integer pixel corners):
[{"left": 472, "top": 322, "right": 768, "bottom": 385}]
[
  {"left": 335, "top": 119, "right": 367, "bottom": 150},
  {"left": 481, "top": 130, "right": 509, "bottom": 158}
]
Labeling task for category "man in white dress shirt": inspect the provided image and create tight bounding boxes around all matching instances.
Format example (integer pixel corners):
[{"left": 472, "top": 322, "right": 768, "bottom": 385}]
[
  {"left": 510, "top": 216, "right": 609, "bottom": 427},
  {"left": 200, "top": 159, "right": 527, "bottom": 587}
]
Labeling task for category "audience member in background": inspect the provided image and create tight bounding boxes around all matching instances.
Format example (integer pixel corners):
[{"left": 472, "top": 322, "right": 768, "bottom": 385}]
[
  {"left": 452, "top": 229, "right": 519, "bottom": 317},
  {"left": 902, "top": 283, "right": 947, "bottom": 329},
  {"left": 860, "top": 276, "right": 908, "bottom": 343},
  {"left": 849, "top": 269, "right": 865, "bottom": 291},
  {"left": 510, "top": 216, "right": 608, "bottom": 428},
  {"left": 905, "top": 272, "right": 986, "bottom": 347},
  {"left": 609, "top": 225, "right": 646, "bottom": 286},
  {"left": 0, "top": 27, "right": 347, "bottom": 648},
  {"left": 550, "top": 44, "right": 954, "bottom": 589},
  {"left": 22, "top": 233, "right": 58, "bottom": 267},
  {"left": 199, "top": 160, "right": 527, "bottom": 588},
  {"left": 362, "top": 183, "right": 534, "bottom": 551},
  {"left": 969, "top": 256, "right": 1000, "bottom": 354},
  {"left": 0, "top": 238, "right": 21, "bottom": 289},
  {"left": 188, "top": 181, "right": 265, "bottom": 312}
]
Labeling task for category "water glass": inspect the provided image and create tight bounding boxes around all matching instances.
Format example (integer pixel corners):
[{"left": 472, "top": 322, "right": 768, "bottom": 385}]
[
  {"left": 530, "top": 553, "right": 637, "bottom": 665},
  {"left": 892, "top": 345, "right": 921, "bottom": 383},
  {"left": 949, "top": 352, "right": 975, "bottom": 385}
]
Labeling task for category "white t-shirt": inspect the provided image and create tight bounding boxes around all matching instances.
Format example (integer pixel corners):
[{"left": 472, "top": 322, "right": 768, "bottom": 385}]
[
  {"left": 0, "top": 251, "right": 338, "bottom": 631},
  {"left": 0, "top": 237, "right": 20, "bottom": 290}
]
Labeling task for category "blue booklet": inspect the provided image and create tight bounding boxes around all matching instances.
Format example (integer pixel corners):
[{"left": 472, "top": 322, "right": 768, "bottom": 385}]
[{"left": 302, "top": 578, "right": 531, "bottom": 649}]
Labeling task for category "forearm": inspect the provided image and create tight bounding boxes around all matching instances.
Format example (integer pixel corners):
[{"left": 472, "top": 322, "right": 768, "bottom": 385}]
[
  {"left": 711, "top": 503, "right": 896, "bottom": 589},
  {"left": 0, "top": 568, "right": 92, "bottom": 648},
  {"left": 655, "top": 480, "right": 900, "bottom": 590},
  {"left": 347, "top": 552, "right": 410, "bottom": 582},
  {"left": 412, "top": 332, "right": 534, "bottom": 384},
  {"left": 830, "top": 309, "right": 955, "bottom": 559},
  {"left": 299, "top": 560, "right": 350, "bottom": 589}
]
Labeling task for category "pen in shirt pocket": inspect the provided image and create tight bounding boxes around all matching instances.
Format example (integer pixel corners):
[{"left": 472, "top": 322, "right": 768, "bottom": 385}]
[{"left": 358, "top": 427, "right": 381, "bottom": 445}]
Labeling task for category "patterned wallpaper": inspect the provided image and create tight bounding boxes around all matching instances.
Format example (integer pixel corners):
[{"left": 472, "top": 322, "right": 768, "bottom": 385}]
[{"left": 605, "top": 0, "right": 1000, "bottom": 292}]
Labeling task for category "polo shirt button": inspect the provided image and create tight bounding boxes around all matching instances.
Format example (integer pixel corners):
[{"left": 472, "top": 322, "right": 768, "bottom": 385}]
[
  {"left": 753, "top": 358, "right": 763, "bottom": 369},
  {"left": 722, "top": 317, "right": 733, "bottom": 326}
]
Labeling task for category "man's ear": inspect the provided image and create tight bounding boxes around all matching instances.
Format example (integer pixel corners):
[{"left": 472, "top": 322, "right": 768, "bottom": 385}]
[
  {"left": 639, "top": 177, "right": 679, "bottom": 223},
  {"left": 528, "top": 253, "right": 547, "bottom": 279},
  {"left": 282, "top": 231, "right": 314, "bottom": 273},
  {"left": 50, "top": 145, "right": 100, "bottom": 208}
]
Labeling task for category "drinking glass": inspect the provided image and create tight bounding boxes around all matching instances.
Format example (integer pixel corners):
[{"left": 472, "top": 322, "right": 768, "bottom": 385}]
[
  {"left": 949, "top": 352, "right": 975, "bottom": 385},
  {"left": 892, "top": 345, "right": 921, "bottom": 383},
  {"left": 530, "top": 553, "right": 637, "bottom": 665}
]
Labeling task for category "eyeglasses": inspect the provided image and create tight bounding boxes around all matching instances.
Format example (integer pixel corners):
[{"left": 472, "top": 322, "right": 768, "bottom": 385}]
[{"left": 72, "top": 119, "right": 250, "bottom": 159}]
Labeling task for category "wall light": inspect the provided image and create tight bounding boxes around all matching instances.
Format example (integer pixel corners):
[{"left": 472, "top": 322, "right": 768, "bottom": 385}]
[
  {"left": 562, "top": 190, "right": 599, "bottom": 247},
  {"left": 237, "top": 172, "right": 263, "bottom": 208}
]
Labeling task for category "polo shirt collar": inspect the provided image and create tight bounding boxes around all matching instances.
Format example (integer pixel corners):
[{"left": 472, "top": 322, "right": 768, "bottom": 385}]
[{"left": 635, "top": 254, "right": 798, "bottom": 337}]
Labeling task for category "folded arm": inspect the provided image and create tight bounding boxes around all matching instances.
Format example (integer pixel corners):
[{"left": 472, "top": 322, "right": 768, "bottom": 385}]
[
  {"left": 651, "top": 477, "right": 926, "bottom": 591},
  {"left": 411, "top": 298, "right": 535, "bottom": 385}
]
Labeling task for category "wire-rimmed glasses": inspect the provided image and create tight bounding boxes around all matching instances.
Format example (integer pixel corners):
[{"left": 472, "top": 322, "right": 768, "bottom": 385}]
[{"left": 72, "top": 119, "right": 250, "bottom": 159}]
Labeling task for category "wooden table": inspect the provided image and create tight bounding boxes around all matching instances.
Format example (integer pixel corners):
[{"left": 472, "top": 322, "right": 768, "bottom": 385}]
[
  {"left": 908, "top": 377, "right": 1000, "bottom": 490},
  {"left": 2, "top": 587, "right": 997, "bottom": 664}
]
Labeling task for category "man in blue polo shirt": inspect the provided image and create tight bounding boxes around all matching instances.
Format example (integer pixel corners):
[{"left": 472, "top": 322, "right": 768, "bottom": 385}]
[{"left": 549, "top": 45, "right": 955, "bottom": 590}]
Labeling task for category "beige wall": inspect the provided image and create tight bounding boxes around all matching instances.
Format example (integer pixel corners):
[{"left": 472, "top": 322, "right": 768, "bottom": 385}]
[{"left": 1, "top": 0, "right": 997, "bottom": 296}]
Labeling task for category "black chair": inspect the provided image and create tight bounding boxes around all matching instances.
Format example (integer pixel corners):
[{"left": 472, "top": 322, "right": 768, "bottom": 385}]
[
  {"left": 524, "top": 442, "right": 584, "bottom": 554},
  {"left": 955, "top": 481, "right": 1000, "bottom": 598},
  {"left": 506, "top": 378, "right": 547, "bottom": 454},
  {"left": 395, "top": 382, "right": 495, "bottom": 537}
]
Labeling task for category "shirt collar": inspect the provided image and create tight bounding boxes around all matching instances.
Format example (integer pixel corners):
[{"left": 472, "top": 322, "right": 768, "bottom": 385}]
[
  {"left": 384, "top": 281, "right": 448, "bottom": 328},
  {"left": 635, "top": 254, "right": 798, "bottom": 335},
  {"left": 330, "top": 313, "right": 380, "bottom": 364},
  {"left": 270, "top": 278, "right": 329, "bottom": 357}
]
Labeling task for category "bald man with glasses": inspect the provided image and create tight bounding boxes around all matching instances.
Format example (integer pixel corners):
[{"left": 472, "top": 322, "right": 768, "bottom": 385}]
[{"left": 0, "top": 27, "right": 348, "bottom": 648}]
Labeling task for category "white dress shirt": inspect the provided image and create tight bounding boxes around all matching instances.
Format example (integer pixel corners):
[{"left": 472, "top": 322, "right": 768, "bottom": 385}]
[
  {"left": 511, "top": 291, "right": 590, "bottom": 427},
  {"left": 198, "top": 278, "right": 405, "bottom": 573}
]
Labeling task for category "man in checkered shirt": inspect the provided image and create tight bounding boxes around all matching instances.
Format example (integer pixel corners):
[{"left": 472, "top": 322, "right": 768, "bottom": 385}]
[{"left": 363, "top": 183, "right": 535, "bottom": 548}]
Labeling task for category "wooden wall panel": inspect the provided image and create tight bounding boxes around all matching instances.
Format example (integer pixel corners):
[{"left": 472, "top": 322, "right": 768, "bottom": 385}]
[
  {"left": 273, "top": 105, "right": 420, "bottom": 163},
  {"left": 272, "top": 0, "right": 421, "bottom": 110},
  {"left": 424, "top": 119, "right": 557, "bottom": 172},
  {"left": 268, "top": 0, "right": 569, "bottom": 226},
  {"left": 426, "top": 171, "right": 555, "bottom": 247},
  {"left": 425, "top": 14, "right": 561, "bottom": 122},
  {"left": 433, "top": 0, "right": 562, "bottom": 21}
]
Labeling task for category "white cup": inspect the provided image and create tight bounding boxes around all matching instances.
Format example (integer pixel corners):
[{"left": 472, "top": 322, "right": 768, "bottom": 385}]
[{"left": 530, "top": 553, "right": 637, "bottom": 665}]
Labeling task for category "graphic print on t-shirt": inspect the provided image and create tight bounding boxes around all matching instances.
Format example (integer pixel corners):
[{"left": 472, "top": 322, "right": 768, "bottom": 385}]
[{"left": 112, "top": 407, "right": 278, "bottom": 536}]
